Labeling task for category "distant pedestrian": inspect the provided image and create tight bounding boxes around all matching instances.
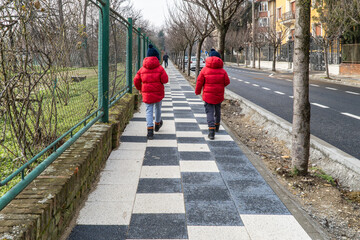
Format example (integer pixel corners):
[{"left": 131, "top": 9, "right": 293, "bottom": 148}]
[
  {"left": 195, "top": 48, "right": 230, "bottom": 140},
  {"left": 134, "top": 44, "right": 169, "bottom": 140},
  {"left": 163, "top": 53, "right": 169, "bottom": 68}
]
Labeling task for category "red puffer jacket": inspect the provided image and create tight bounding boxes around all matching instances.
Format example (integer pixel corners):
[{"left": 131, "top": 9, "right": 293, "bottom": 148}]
[
  {"left": 134, "top": 57, "right": 169, "bottom": 104},
  {"left": 195, "top": 57, "right": 230, "bottom": 104}
]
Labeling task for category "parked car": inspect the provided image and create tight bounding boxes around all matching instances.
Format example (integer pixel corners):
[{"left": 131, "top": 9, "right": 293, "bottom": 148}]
[
  {"left": 190, "top": 57, "right": 205, "bottom": 71},
  {"left": 184, "top": 56, "right": 189, "bottom": 64}
]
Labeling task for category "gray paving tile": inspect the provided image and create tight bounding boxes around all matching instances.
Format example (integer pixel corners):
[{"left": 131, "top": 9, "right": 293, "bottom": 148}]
[
  {"left": 207, "top": 141, "right": 239, "bottom": 149},
  {"left": 179, "top": 151, "right": 214, "bottom": 160},
  {"left": 68, "top": 225, "right": 127, "bottom": 240},
  {"left": 184, "top": 185, "right": 232, "bottom": 202},
  {"left": 137, "top": 178, "right": 182, "bottom": 193},
  {"left": 127, "top": 214, "right": 187, "bottom": 239},
  {"left": 143, "top": 147, "right": 179, "bottom": 166},
  {"left": 120, "top": 136, "right": 147, "bottom": 142},
  {"left": 177, "top": 137, "right": 207, "bottom": 144},
  {"left": 174, "top": 112, "right": 195, "bottom": 118},
  {"left": 151, "top": 134, "right": 177, "bottom": 140},
  {"left": 211, "top": 147, "right": 245, "bottom": 157},
  {"left": 217, "top": 163, "right": 262, "bottom": 180},
  {"left": 130, "top": 117, "right": 146, "bottom": 122},
  {"left": 185, "top": 201, "right": 243, "bottom": 226},
  {"left": 215, "top": 155, "right": 249, "bottom": 165},
  {"left": 181, "top": 172, "right": 224, "bottom": 186},
  {"left": 234, "top": 194, "right": 290, "bottom": 215},
  {"left": 175, "top": 123, "right": 200, "bottom": 131},
  {"left": 227, "top": 178, "right": 275, "bottom": 195}
]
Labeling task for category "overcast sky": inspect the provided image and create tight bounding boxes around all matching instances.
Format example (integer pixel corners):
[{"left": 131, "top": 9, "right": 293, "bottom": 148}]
[{"left": 132, "top": 0, "right": 171, "bottom": 29}]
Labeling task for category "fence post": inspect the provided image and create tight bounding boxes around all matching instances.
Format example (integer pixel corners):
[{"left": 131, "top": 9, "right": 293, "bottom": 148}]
[
  {"left": 146, "top": 37, "right": 149, "bottom": 53},
  {"left": 143, "top": 34, "right": 146, "bottom": 60},
  {"left": 98, "top": 0, "right": 110, "bottom": 123},
  {"left": 137, "top": 28, "right": 142, "bottom": 71},
  {"left": 126, "top": 18, "right": 133, "bottom": 94}
]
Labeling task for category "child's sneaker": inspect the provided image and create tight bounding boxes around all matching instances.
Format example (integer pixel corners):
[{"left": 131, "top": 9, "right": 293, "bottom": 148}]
[
  {"left": 208, "top": 127, "right": 215, "bottom": 140},
  {"left": 155, "top": 120, "right": 163, "bottom": 132},
  {"left": 215, "top": 123, "right": 220, "bottom": 132},
  {"left": 147, "top": 127, "right": 154, "bottom": 140}
]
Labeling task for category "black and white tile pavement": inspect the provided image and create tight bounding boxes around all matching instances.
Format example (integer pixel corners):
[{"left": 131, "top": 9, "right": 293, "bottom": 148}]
[{"left": 68, "top": 62, "right": 311, "bottom": 240}]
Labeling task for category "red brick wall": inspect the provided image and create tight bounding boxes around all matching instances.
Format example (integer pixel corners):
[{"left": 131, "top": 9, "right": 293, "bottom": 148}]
[{"left": 340, "top": 63, "right": 360, "bottom": 75}]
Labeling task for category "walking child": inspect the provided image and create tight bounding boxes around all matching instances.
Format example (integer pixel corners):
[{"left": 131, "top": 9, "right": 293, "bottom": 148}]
[
  {"left": 163, "top": 53, "right": 169, "bottom": 68},
  {"left": 195, "top": 49, "right": 230, "bottom": 140},
  {"left": 134, "top": 44, "right": 169, "bottom": 140}
]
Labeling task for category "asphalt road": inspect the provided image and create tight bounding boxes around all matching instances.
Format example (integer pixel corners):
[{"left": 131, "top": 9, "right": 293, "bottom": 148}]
[{"left": 223, "top": 66, "right": 360, "bottom": 160}]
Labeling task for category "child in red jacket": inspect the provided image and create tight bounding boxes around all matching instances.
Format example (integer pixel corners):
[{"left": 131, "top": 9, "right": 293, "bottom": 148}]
[
  {"left": 134, "top": 45, "right": 168, "bottom": 139},
  {"left": 195, "top": 49, "right": 230, "bottom": 140}
]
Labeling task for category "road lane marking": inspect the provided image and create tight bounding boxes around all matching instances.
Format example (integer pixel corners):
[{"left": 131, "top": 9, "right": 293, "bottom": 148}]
[
  {"left": 341, "top": 113, "right": 360, "bottom": 120},
  {"left": 325, "top": 87, "right": 337, "bottom": 91},
  {"left": 238, "top": 79, "right": 243, "bottom": 82},
  {"left": 262, "top": 87, "right": 271, "bottom": 90},
  {"left": 346, "top": 91, "right": 360, "bottom": 95},
  {"left": 245, "top": 81, "right": 250, "bottom": 84},
  {"left": 310, "top": 84, "right": 319, "bottom": 87},
  {"left": 289, "top": 96, "right": 294, "bottom": 98},
  {"left": 274, "top": 91, "right": 285, "bottom": 95},
  {"left": 311, "top": 103, "right": 329, "bottom": 109},
  {"left": 252, "top": 84, "right": 259, "bottom": 87}
]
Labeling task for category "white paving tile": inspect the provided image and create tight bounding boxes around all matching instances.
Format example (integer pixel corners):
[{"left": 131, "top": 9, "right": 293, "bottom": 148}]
[
  {"left": 189, "top": 102, "right": 204, "bottom": 105},
  {"left": 199, "top": 124, "right": 225, "bottom": 130},
  {"left": 176, "top": 131, "right": 204, "bottom": 138},
  {"left": 172, "top": 101, "right": 188, "bottom": 103},
  {"left": 98, "top": 170, "right": 140, "bottom": 185},
  {"left": 117, "top": 142, "right": 147, "bottom": 150},
  {"left": 77, "top": 201, "right": 133, "bottom": 225},
  {"left": 146, "top": 139, "right": 177, "bottom": 147},
  {"left": 203, "top": 134, "right": 233, "bottom": 141},
  {"left": 140, "top": 166, "right": 181, "bottom": 178},
  {"left": 108, "top": 149, "right": 145, "bottom": 160},
  {"left": 156, "top": 120, "right": 175, "bottom": 134},
  {"left": 122, "top": 122, "right": 147, "bottom": 136},
  {"left": 162, "top": 102, "right": 173, "bottom": 107},
  {"left": 180, "top": 161, "right": 219, "bottom": 172},
  {"left": 187, "top": 226, "right": 250, "bottom": 240},
  {"left": 240, "top": 215, "right": 311, "bottom": 240},
  {"left": 194, "top": 113, "right": 207, "bottom": 118},
  {"left": 133, "top": 193, "right": 185, "bottom": 213},
  {"left": 173, "top": 106, "right": 192, "bottom": 110},
  {"left": 175, "top": 118, "right": 197, "bottom": 123},
  {"left": 104, "top": 159, "right": 142, "bottom": 171},
  {"left": 178, "top": 143, "right": 210, "bottom": 152},
  {"left": 172, "top": 96, "right": 186, "bottom": 99},
  {"left": 86, "top": 184, "right": 137, "bottom": 202},
  {"left": 161, "top": 112, "right": 174, "bottom": 117}
]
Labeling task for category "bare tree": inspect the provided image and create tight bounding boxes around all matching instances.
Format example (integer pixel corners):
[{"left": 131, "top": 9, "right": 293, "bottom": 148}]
[
  {"left": 265, "top": 23, "right": 289, "bottom": 71},
  {"left": 292, "top": 0, "right": 311, "bottom": 175},
  {"left": 184, "top": 0, "right": 245, "bottom": 60},
  {"left": 182, "top": 2, "right": 215, "bottom": 77}
]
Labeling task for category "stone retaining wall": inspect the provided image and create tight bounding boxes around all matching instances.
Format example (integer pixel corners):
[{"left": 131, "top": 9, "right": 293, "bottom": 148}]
[{"left": 0, "top": 92, "right": 141, "bottom": 240}]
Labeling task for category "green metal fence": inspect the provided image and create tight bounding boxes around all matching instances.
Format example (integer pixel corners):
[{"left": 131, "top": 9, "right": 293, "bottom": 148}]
[
  {"left": 342, "top": 44, "right": 360, "bottom": 64},
  {"left": 0, "top": 0, "right": 155, "bottom": 210}
]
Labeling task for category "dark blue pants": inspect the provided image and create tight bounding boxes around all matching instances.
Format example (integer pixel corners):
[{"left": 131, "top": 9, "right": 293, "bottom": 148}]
[{"left": 204, "top": 102, "right": 221, "bottom": 127}]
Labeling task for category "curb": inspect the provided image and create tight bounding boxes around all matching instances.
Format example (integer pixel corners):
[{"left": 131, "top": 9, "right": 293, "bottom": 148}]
[{"left": 224, "top": 89, "right": 360, "bottom": 191}]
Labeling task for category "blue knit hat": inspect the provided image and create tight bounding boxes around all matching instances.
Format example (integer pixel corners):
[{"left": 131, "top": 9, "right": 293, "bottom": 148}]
[
  {"left": 147, "top": 44, "right": 160, "bottom": 60},
  {"left": 209, "top": 48, "right": 221, "bottom": 58}
]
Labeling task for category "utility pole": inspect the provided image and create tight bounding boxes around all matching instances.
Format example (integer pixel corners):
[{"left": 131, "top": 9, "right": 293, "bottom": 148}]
[{"left": 252, "top": 0, "right": 256, "bottom": 68}]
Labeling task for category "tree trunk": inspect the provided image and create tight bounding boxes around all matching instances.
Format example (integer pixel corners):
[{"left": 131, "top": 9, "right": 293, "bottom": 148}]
[
  {"left": 324, "top": 45, "right": 330, "bottom": 78},
  {"left": 272, "top": 45, "right": 277, "bottom": 71},
  {"left": 183, "top": 49, "right": 186, "bottom": 73},
  {"left": 217, "top": 28, "right": 226, "bottom": 61},
  {"left": 292, "top": 0, "right": 311, "bottom": 175},
  {"left": 196, "top": 38, "right": 205, "bottom": 79},
  {"left": 252, "top": 0, "right": 255, "bottom": 68},
  {"left": 258, "top": 48, "right": 261, "bottom": 69},
  {"left": 187, "top": 45, "right": 192, "bottom": 76}
]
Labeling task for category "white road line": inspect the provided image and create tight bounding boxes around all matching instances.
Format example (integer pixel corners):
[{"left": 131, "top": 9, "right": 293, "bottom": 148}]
[
  {"left": 311, "top": 103, "right": 329, "bottom": 109},
  {"left": 341, "top": 112, "right": 360, "bottom": 120},
  {"left": 289, "top": 96, "right": 294, "bottom": 98},
  {"left": 274, "top": 91, "right": 285, "bottom": 95},
  {"left": 238, "top": 79, "right": 243, "bottom": 82},
  {"left": 252, "top": 84, "right": 259, "bottom": 87},
  {"left": 262, "top": 87, "right": 271, "bottom": 90},
  {"left": 245, "top": 81, "right": 250, "bottom": 84},
  {"left": 286, "top": 79, "right": 292, "bottom": 82},
  {"left": 325, "top": 87, "right": 338, "bottom": 91},
  {"left": 346, "top": 91, "right": 360, "bottom": 95},
  {"left": 310, "top": 84, "right": 319, "bottom": 87}
]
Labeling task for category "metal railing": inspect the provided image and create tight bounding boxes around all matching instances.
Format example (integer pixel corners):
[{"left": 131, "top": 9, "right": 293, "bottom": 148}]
[{"left": 0, "top": 0, "right": 157, "bottom": 210}]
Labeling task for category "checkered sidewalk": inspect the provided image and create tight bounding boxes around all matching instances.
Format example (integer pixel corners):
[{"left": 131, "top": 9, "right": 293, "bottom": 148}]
[{"left": 67, "top": 62, "right": 311, "bottom": 240}]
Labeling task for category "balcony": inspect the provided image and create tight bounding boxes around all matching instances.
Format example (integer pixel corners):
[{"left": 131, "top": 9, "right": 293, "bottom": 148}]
[{"left": 281, "top": 11, "right": 295, "bottom": 26}]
